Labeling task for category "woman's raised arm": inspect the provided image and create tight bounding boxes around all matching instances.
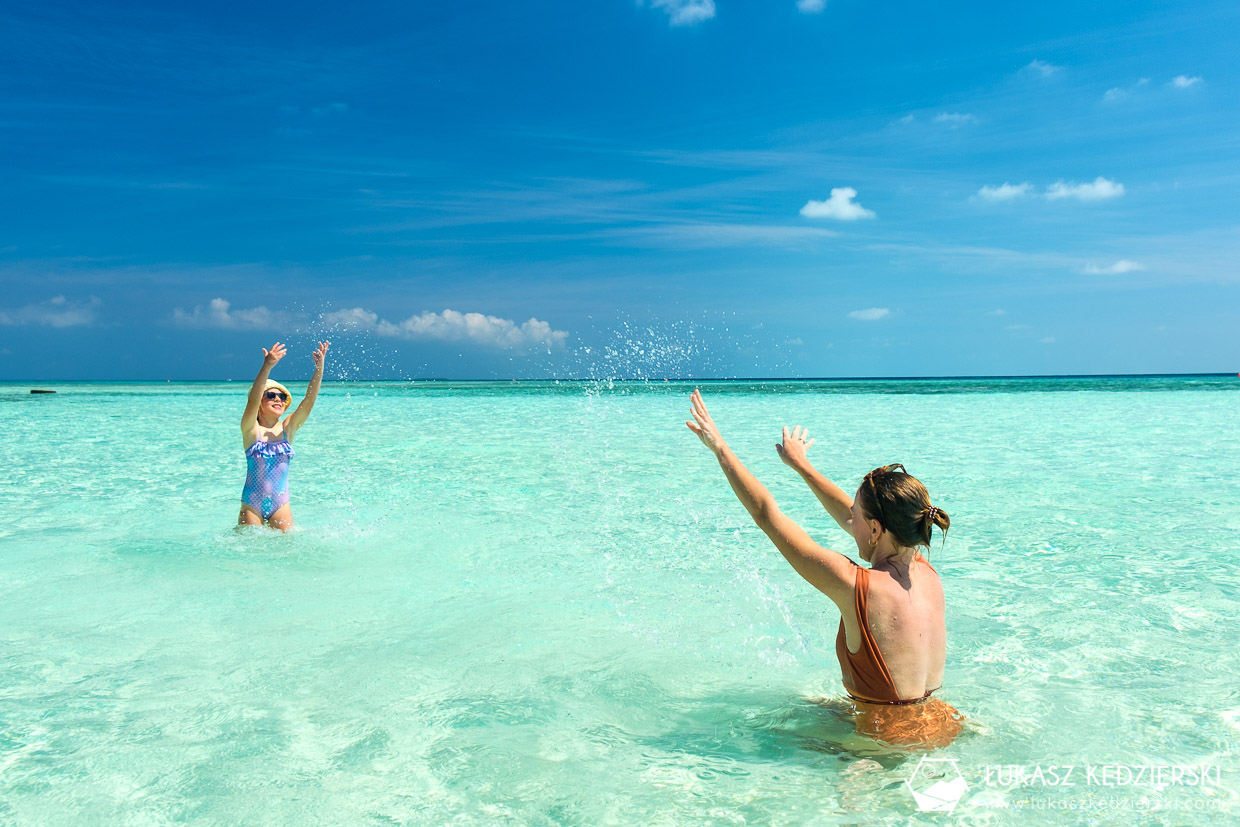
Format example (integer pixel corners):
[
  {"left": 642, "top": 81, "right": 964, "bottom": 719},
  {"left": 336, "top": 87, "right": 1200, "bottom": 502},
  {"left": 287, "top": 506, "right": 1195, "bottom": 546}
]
[
  {"left": 687, "top": 390, "right": 856, "bottom": 608},
  {"left": 776, "top": 426, "right": 855, "bottom": 533}
]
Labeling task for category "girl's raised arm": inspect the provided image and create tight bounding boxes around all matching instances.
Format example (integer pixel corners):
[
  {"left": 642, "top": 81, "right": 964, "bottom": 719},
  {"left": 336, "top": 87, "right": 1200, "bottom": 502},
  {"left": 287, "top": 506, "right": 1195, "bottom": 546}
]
[
  {"left": 284, "top": 341, "right": 329, "bottom": 438},
  {"left": 242, "top": 342, "right": 286, "bottom": 433}
]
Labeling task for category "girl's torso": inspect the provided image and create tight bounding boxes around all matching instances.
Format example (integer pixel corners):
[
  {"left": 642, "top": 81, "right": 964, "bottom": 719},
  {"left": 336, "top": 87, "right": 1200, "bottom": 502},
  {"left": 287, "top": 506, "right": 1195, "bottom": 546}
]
[
  {"left": 244, "top": 422, "right": 290, "bottom": 451},
  {"left": 241, "top": 427, "right": 295, "bottom": 519}
]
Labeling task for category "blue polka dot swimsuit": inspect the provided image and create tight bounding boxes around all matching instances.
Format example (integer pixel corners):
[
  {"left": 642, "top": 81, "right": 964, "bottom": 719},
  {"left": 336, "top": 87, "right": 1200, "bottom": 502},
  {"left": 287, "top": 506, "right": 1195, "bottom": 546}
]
[{"left": 242, "top": 432, "right": 294, "bottom": 520}]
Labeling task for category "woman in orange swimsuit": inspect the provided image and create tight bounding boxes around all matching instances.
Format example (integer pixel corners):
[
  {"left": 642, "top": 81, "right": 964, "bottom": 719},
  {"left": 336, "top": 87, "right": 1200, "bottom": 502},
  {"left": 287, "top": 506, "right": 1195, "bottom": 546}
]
[{"left": 686, "top": 390, "right": 962, "bottom": 748}]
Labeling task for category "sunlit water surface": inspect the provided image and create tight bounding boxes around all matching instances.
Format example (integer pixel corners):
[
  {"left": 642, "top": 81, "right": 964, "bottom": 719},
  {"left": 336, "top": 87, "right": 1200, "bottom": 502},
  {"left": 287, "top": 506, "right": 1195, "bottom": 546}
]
[{"left": 2, "top": 377, "right": 1239, "bottom": 824}]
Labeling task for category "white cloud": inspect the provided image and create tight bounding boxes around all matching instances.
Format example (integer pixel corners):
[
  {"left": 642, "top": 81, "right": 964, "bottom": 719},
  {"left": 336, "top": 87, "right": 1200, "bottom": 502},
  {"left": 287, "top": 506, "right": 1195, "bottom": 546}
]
[
  {"left": 0, "top": 295, "right": 100, "bottom": 328},
  {"left": 1104, "top": 78, "right": 1148, "bottom": 101},
  {"left": 321, "top": 308, "right": 379, "bottom": 329},
  {"left": 649, "top": 0, "right": 715, "bottom": 26},
  {"left": 1040, "top": 337, "right": 1056, "bottom": 344},
  {"left": 323, "top": 307, "right": 568, "bottom": 349},
  {"left": 171, "top": 298, "right": 290, "bottom": 330},
  {"left": 1045, "top": 177, "right": 1125, "bottom": 201},
  {"left": 989, "top": 309, "right": 1006, "bottom": 316},
  {"left": 800, "top": 187, "right": 876, "bottom": 221},
  {"left": 934, "top": 112, "right": 976, "bottom": 127},
  {"left": 976, "top": 182, "right": 1032, "bottom": 202},
  {"left": 1025, "top": 59, "right": 1060, "bottom": 77},
  {"left": 1172, "top": 75, "right": 1202, "bottom": 89},
  {"left": 620, "top": 222, "right": 837, "bottom": 247},
  {"left": 848, "top": 307, "right": 890, "bottom": 321},
  {"left": 784, "top": 337, "right": 805, "bottom": 346},
  {"left": 1082, "top": 259, "right": 1144, "bottom": 275},
  {"left": 796, "top": 0, "right": 826, "bottom": 12}
]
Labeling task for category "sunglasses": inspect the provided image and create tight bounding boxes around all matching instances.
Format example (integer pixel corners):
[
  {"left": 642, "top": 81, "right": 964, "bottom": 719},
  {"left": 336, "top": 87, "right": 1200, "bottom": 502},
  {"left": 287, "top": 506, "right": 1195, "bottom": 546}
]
[
  {"left": 864, "top": 463, "right": 906, "bottom": 524},
  {"left": 264, "top": 390, "right": 289, "bottom": 402}
]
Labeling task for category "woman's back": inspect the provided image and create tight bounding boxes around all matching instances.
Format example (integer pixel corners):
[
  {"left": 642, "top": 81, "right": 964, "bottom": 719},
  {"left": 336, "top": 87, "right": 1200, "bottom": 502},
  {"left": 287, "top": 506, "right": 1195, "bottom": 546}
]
[
  {"left": 837, "top": 558, "right": 960, "bottom": 748},
  {"left": 837, "top": 556, "right": 946, "bottom": 702}
]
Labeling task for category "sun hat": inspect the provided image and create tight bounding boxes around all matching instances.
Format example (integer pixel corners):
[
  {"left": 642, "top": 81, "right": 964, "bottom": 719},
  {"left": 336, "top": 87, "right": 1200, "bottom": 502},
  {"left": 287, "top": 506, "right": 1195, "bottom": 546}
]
[{"left": 263, "top": 379, "right": 294, "bottom": 411}]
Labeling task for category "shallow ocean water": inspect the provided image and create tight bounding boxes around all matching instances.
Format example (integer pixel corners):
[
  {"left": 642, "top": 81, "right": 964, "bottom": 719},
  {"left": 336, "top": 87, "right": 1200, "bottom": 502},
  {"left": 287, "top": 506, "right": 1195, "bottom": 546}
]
[{"left": 2, "top": 377, "right": 1239, "bottom": 824}]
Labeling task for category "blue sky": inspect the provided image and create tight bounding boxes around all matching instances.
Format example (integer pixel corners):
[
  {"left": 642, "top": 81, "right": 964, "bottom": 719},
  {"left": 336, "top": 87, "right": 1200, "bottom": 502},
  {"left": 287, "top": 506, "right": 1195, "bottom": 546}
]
[{"left": 1, "top": 0, "right": 1237, "bottom": 380}]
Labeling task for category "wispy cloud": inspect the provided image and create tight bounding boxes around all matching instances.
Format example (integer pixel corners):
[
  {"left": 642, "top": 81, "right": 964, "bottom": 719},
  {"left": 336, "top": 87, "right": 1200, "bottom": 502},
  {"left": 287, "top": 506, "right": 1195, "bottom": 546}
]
[
  {"left": 37, "top": 173, "right": 212, "bottom": 191},
  {"left": 648, "top": 0, "right": 716, "bottom": 26},
  {"left": 171, "top": 298, "right": 292, "bottom": 330},
  {"left": 934, "top": 112, "right": 976, "bottom": 127},
  {"left": 868, "top": 226, "right": 1240, "bottom": 289},
  {"left": 0, "top": 295, "right": 100, "bottom": 327},
  {"left": 1103, "top": 78, "right": 1148, "bottom": 102},
  {"left": 989, "top": 309, "right": 1007, "bottom": 316},
  {"left": 320, "top": 308, "right": 379, "bottom": 329},
  {"left": 1172, "top": 75, "right": 1202, "bottom": 89},
  {"left": 848, "top": 307, "right": 889, "bottom": 321},
  {"left": 1046, "top": 177, "right": 1125, "bottom": 201},
  {"left": 800, "top": 187, "right": 876, "bottom": 220},
  {"left": 1082, "top": 259, "right": 1144, "bottom": 275},
  {"left": 796, "top": 0, "right": 826, "bottom": 13},
  {"left": 323, "top": 308, "right": 568, "bottom": 349},
  {"left": 1024, "top": 59, "right": 1060, "bottom": 78},
  {"left": 975, "top": 178, "right": 1123, "bottom": 203},
  {"left": 614, "top": 222, "right": 837, "bottom": 248},
  {"left": 976, "top": 182, "right": 1032, "bottom": 202}
]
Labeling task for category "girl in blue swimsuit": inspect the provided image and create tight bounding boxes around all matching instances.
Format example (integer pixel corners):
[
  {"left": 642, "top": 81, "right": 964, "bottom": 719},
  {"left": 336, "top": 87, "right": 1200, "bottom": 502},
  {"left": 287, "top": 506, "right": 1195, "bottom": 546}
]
[{"left": 239, "top": 340, "right": 329, "bottom": 532}]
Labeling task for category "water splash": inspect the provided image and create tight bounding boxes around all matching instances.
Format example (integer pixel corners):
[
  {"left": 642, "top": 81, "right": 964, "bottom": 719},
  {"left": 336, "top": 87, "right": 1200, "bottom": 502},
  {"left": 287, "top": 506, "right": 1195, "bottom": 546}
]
[{"left": 556, "top": 312, "right": 791, "bottom": 386}]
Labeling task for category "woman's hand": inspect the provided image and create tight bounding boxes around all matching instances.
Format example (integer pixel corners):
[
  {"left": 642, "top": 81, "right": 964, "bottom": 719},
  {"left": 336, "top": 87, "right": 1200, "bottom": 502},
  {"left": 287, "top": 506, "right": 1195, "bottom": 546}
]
[
  {"left": 262, "top": 342, "right": 287, "bottom": 366},
  {"left": 312, "top": 340, "right": 330, "bottom": 368},
  {"left": 776, "top": 425, "right": 815, "bottom": 470},
  {"left": 686, "top": 389, "right": 727, "bottom": 455}
]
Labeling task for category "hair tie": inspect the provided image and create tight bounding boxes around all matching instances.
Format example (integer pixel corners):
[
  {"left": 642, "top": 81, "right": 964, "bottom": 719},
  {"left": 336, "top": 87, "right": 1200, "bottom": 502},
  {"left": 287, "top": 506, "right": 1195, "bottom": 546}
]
[{"left": 926, "top": 506, "right": 940, "bottom": 522}]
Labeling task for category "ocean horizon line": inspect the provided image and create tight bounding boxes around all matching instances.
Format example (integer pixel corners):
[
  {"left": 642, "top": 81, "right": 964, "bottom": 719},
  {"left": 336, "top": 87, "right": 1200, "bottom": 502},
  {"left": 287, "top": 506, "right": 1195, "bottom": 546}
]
[{"left": 3, "top": 372, "right": 1237, "bottom": 385}]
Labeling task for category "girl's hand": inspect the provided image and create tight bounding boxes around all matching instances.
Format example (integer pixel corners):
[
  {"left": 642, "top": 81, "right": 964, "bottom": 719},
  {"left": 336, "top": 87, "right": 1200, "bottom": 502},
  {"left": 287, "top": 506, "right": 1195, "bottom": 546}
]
[
  {"left": 312, "top": 340, "right": 330, "bottom": 367},
  {"left": 776, "top": 425, "right": 815, "bottom": 470},
  {"left": 262, "top": 342, "right": 287, "bottom": 366},
  {"left": 686, "top": 389, "right": 727, "bottom": 455}
]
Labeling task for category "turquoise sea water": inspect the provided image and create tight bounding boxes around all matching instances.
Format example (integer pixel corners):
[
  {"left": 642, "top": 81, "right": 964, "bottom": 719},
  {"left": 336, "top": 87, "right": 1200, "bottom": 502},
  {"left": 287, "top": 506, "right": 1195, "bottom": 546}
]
[{"left": 2, "top": 376, "right": 1239, "bottom": 824}]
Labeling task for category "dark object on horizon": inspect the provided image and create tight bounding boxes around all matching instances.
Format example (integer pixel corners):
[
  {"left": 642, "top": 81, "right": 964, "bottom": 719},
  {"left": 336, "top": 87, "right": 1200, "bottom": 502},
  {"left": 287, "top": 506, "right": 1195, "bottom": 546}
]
[{"left": 30, "top": 389, "right": 56, "bottom": 394}]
